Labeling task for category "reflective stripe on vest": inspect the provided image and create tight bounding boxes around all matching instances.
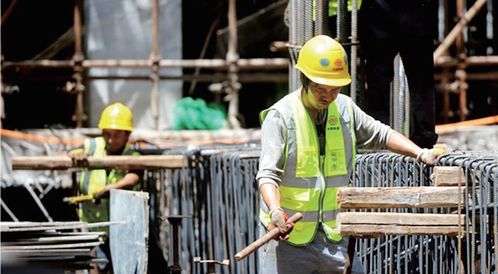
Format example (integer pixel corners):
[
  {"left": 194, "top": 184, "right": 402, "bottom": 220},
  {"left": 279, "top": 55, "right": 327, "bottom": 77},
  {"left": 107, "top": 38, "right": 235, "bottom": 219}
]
[
  {"left": 80, "top": 137, "right": 106, "bottom": 196},
  {"left": 259, "top": 92, "right": 356, "bottom": 245}
]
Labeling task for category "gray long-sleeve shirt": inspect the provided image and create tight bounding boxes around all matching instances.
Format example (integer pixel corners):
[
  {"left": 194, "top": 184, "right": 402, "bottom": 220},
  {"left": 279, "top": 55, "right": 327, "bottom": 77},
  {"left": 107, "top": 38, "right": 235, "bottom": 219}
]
[{"left": 256, "top": 93, "right": 393, "bottom": 187}]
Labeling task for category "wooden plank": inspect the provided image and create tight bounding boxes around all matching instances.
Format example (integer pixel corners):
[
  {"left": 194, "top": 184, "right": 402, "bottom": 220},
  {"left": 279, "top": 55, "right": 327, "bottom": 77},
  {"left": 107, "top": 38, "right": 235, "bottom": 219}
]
[
  {"left": 338, "top": 187, "right": 464, "bottom": 208},
  {"left": 432, "top": 166, "right": 466, "bottom": 186},
  {"left": 11, "top": 155, "right": 186, "bottom": 170},
  {"left": 339, "top": 224, "right": 462, "bottom": 236},
  {"left": 337, "top": 212, "right": 465, "bottom": 226}
]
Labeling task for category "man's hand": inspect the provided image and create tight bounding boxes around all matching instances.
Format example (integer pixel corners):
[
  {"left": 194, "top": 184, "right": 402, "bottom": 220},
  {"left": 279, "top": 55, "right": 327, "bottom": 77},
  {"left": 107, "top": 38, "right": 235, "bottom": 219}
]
[
  {"left": 417, "top": 148, "right": 439, "bottom": 165},
  {"left": 69, "top": 152, "right": 88, "bottom": 167},
  {"left": 268, "top": 207, "right": 293, "bottom": 240},
  {"left": 93, "top": 186, "right": 111, "bottom": 201}
]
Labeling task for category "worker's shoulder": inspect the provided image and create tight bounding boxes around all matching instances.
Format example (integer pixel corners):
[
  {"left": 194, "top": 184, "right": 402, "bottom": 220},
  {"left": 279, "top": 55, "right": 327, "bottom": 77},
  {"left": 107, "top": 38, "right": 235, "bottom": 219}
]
[{"left": 336, "top": 93, "right": 353, "bottom": 105}]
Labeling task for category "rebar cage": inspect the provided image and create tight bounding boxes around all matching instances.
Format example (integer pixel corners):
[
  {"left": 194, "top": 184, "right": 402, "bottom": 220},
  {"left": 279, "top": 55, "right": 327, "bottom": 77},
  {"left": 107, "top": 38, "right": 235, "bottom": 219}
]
[{"left": 152, "top": 147, "right": 497, "bottom": 274}]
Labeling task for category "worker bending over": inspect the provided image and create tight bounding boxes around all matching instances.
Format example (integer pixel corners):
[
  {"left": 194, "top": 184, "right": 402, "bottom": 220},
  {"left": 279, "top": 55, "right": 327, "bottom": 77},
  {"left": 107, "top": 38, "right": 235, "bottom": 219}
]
[
  {"left": 257, "top": 35, "right": 437, "bottom": 274},
  {"left": 69, "top": 102, "right": 141, "bottom": 274}
]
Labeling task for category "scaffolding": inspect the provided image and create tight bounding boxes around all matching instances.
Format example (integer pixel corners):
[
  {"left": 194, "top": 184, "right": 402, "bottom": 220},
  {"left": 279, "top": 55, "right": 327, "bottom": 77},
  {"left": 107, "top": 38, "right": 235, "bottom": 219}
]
[
  {"left": 2, "top": 0, "right": 496, "bottom": 131},
  {"left": 286, "top": 0, "right": 497, "bottom": 132},
  {"left": 0, "top": 0, "right": 289, "bottom": 130}
]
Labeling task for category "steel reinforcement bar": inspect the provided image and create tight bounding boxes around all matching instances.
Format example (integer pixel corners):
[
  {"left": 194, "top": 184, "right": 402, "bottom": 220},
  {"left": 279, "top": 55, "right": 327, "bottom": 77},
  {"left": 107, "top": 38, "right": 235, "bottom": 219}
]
[{"left": 146, "top": 148, "right": 496, "bottom": 274}]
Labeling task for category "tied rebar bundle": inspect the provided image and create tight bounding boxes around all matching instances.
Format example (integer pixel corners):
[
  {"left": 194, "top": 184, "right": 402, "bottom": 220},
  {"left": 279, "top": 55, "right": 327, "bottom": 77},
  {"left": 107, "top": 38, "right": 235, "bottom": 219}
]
[{"left": 149, "top": 148, "right": 496, "bottom": 274}]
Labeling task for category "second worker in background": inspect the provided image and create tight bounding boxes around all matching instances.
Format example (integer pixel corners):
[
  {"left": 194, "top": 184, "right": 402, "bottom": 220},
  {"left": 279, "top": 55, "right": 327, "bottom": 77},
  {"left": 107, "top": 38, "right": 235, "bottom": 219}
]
[{"left": 69, "top": 102, "right": 142, "bottom": 274}]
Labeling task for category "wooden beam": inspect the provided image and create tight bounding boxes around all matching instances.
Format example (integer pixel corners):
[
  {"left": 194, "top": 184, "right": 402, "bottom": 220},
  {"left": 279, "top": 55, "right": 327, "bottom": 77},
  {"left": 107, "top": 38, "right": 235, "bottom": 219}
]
[
  {"left": 338, "top": 212, "right": 465, "bottom": 226},
  {"left": 338, "top": 187, "right": 464, "bottom": 209},
  {"left": 338, "top": 212, "right": 465, "bottom": 236},
  {"left": 11, "top": 155, "right": 186, "bottom": 170},
  {"left": 339, "top": 224, "right": 461, "bottom": 237},
  {"left": 432, "top": 166, "right": 466, "bottom": 186}
]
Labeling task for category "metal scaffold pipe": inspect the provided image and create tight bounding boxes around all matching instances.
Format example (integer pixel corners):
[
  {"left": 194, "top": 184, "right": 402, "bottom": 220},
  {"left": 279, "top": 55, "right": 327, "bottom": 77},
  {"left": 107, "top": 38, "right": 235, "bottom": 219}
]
[
  {"left": 226, "top": 0, "right": 241, "bottom": 129},
  {"left": 73, "top": 0, "right": 85, "bottom": 128},
  {"left": 2, "top": 58, "right": 289, "bottom": 69},
  {"left": 433, "top": 0, "right": 487, "bottom": 61},
  {"left": 150, "top": 0, "right": 160, "bottom": 130},
  {"left": 350, "top": 0, "right": 359, "bottom": 103}
]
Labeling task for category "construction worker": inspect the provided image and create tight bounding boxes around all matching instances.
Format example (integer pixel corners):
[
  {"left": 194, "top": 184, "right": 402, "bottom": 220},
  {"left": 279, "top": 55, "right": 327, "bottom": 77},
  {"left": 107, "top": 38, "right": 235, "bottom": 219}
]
[
  {"left": 359, "top": 0, "right": 438, "bottom": 148},
  {"left": 69, "top": 102, "right": 141, "bottom": 274},
  {"left": 257, "top": 35, "right": 438, "bottom": 274}
]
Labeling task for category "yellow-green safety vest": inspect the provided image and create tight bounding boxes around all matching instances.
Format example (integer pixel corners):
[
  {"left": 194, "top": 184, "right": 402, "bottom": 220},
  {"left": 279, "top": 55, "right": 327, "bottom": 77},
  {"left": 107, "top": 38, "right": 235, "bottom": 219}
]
[
  {"left": 78, "top": 137, "right": 139, "bottom": 234},
  {"left": 259, "top": 91, "right": 356, "bottom": 246}
]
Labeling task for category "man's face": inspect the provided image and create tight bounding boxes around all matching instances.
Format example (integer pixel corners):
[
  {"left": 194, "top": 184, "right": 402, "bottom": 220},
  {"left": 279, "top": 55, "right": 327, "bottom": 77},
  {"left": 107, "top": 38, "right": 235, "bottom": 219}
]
[
  {"left": 305, "top": 81, "right": 341, "bottom": 110},
  {"left": 103, "top": 129, "right": 130, "bottom": 154}
]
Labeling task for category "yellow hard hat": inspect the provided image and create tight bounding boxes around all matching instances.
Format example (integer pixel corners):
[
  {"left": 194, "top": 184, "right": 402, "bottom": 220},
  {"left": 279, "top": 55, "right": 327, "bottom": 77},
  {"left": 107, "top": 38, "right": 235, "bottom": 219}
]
[
  {"left": 98, "top": 102, "right": 134, "bottom": 131},
  {"left": 295, "top": 35, "right": 351, "bottom": 87}
]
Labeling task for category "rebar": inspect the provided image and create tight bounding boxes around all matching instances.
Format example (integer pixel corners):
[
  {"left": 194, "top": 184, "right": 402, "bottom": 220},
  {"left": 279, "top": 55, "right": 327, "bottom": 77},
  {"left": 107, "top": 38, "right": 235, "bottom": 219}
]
[{"left": 353, "top": 152, "right": 497, "bottom": 274}]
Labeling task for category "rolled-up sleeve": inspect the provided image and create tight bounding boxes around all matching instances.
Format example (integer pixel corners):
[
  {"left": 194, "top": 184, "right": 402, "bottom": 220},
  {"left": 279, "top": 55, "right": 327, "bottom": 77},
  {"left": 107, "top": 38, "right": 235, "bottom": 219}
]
[
  {"left": 256, "top": 110, "right": 286, "bottom": 187},
  {"left": 352, "top": 102, "right": 394, "bottom": 149}
]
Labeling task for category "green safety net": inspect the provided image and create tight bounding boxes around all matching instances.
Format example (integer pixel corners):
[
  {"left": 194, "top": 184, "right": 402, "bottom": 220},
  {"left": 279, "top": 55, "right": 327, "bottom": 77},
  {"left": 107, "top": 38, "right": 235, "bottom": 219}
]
[{"left": 172, "top": 97, "right": 227, "bottom": 130}]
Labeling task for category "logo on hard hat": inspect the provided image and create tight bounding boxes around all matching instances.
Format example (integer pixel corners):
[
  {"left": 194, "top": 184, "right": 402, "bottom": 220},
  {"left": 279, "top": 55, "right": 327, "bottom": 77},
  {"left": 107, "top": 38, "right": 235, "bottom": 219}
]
[
  {"left": 320, "top": 58, "right": 330, "bottom": 67},
  {"left": 332, "top": 58, "right": 344, "bottom": 71}
]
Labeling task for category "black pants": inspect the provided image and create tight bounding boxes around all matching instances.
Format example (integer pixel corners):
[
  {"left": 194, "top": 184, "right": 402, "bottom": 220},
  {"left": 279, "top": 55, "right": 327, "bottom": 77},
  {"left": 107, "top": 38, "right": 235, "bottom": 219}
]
[{"left": 359, "top": 0, "right": 438, "bottom": 148}]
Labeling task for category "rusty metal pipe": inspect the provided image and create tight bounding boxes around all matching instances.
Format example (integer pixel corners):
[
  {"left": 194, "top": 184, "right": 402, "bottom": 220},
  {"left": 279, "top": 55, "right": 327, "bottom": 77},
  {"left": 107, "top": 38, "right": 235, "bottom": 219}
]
[
  {"left": 433, "top": 0, "right": 487, "bottom": 61},
  {"left": 73, "top": 0, "right": 85, "bottom": 128},
  {"left": 435, "top": 56, "right": 498, "bottom": 67},
  {"left": 150, "top": 0, "right": 160, "bottom": 130},
  {"left": 2, "top": 58, "right": 289, "bottom": 70}
]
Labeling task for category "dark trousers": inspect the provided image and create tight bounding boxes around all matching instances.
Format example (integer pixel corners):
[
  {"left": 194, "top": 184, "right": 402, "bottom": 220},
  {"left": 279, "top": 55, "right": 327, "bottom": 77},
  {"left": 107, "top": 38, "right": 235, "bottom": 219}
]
[{"left": 359, "top": 0, "right": 438, "bottom": 148}]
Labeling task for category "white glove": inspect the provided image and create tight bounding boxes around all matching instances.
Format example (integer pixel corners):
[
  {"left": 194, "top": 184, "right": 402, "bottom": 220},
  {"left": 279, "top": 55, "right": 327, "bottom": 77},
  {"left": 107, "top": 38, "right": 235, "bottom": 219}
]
[
  {"left": 269, "top": 207, "right": 292, "bottom": 240},
  {"left": 270, "top": 207, "right": 288, "bottom": 233},
  {"left": 416, "top": 148, "right": 437, "bottom": 165}
]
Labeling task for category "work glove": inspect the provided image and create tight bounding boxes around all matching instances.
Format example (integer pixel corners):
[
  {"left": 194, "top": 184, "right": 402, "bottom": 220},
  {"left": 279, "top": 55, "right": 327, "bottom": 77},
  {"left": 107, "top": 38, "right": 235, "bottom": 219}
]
[
  {"left": 416, "top": 148, "right": 438, "bottom": 165},
  {"left": 69, "top": 152, "right": 88, "bottom": 167},
  {"left": 269, "top": 207, "right": 293, "bottom": 240},
  {"left": 92, "top": 186, "right": 111, "bottom": 203}
]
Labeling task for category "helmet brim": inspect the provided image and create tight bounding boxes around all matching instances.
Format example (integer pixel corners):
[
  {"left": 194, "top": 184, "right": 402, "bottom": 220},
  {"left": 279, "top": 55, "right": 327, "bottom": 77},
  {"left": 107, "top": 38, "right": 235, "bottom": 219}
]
[
  {"left": 307, "top": 75, "right": 351, "bottom": 87},
  {"left": 297, "top": 68, "right": 351, "bottom": 87},
  {"left": 98, "top": 123, "right": 133, "bottom": 132}
]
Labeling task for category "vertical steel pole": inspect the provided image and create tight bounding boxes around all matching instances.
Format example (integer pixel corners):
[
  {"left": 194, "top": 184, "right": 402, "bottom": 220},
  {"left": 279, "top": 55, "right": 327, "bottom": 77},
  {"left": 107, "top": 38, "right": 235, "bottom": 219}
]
[
  {"left": 315, "top": 0, "right": 328, "bottom": 35},
  {"left": 167, "top": 216, "right": 183, "bottom": 274},
  {"left": 73, "top": 0, "right": 85, "bottom": 128},
  {"left": 226, "top": 0, "right": 241, "bottom": 129},
  {"left": 151, "top": 0, "right": 161, "bottom": 130},
  {"left": 350, "top": 0, "right": 358, "bottom": 103}
]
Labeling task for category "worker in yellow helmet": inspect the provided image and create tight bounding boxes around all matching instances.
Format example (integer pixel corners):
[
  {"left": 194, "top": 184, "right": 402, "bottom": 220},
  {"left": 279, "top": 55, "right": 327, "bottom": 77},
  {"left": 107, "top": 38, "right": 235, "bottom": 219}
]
[
  {"left": 257, "top": 35, "right": 439, "bottom": 274},
  {"left": 69, "top": 102, "right": 141, "bottom": 274}
]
